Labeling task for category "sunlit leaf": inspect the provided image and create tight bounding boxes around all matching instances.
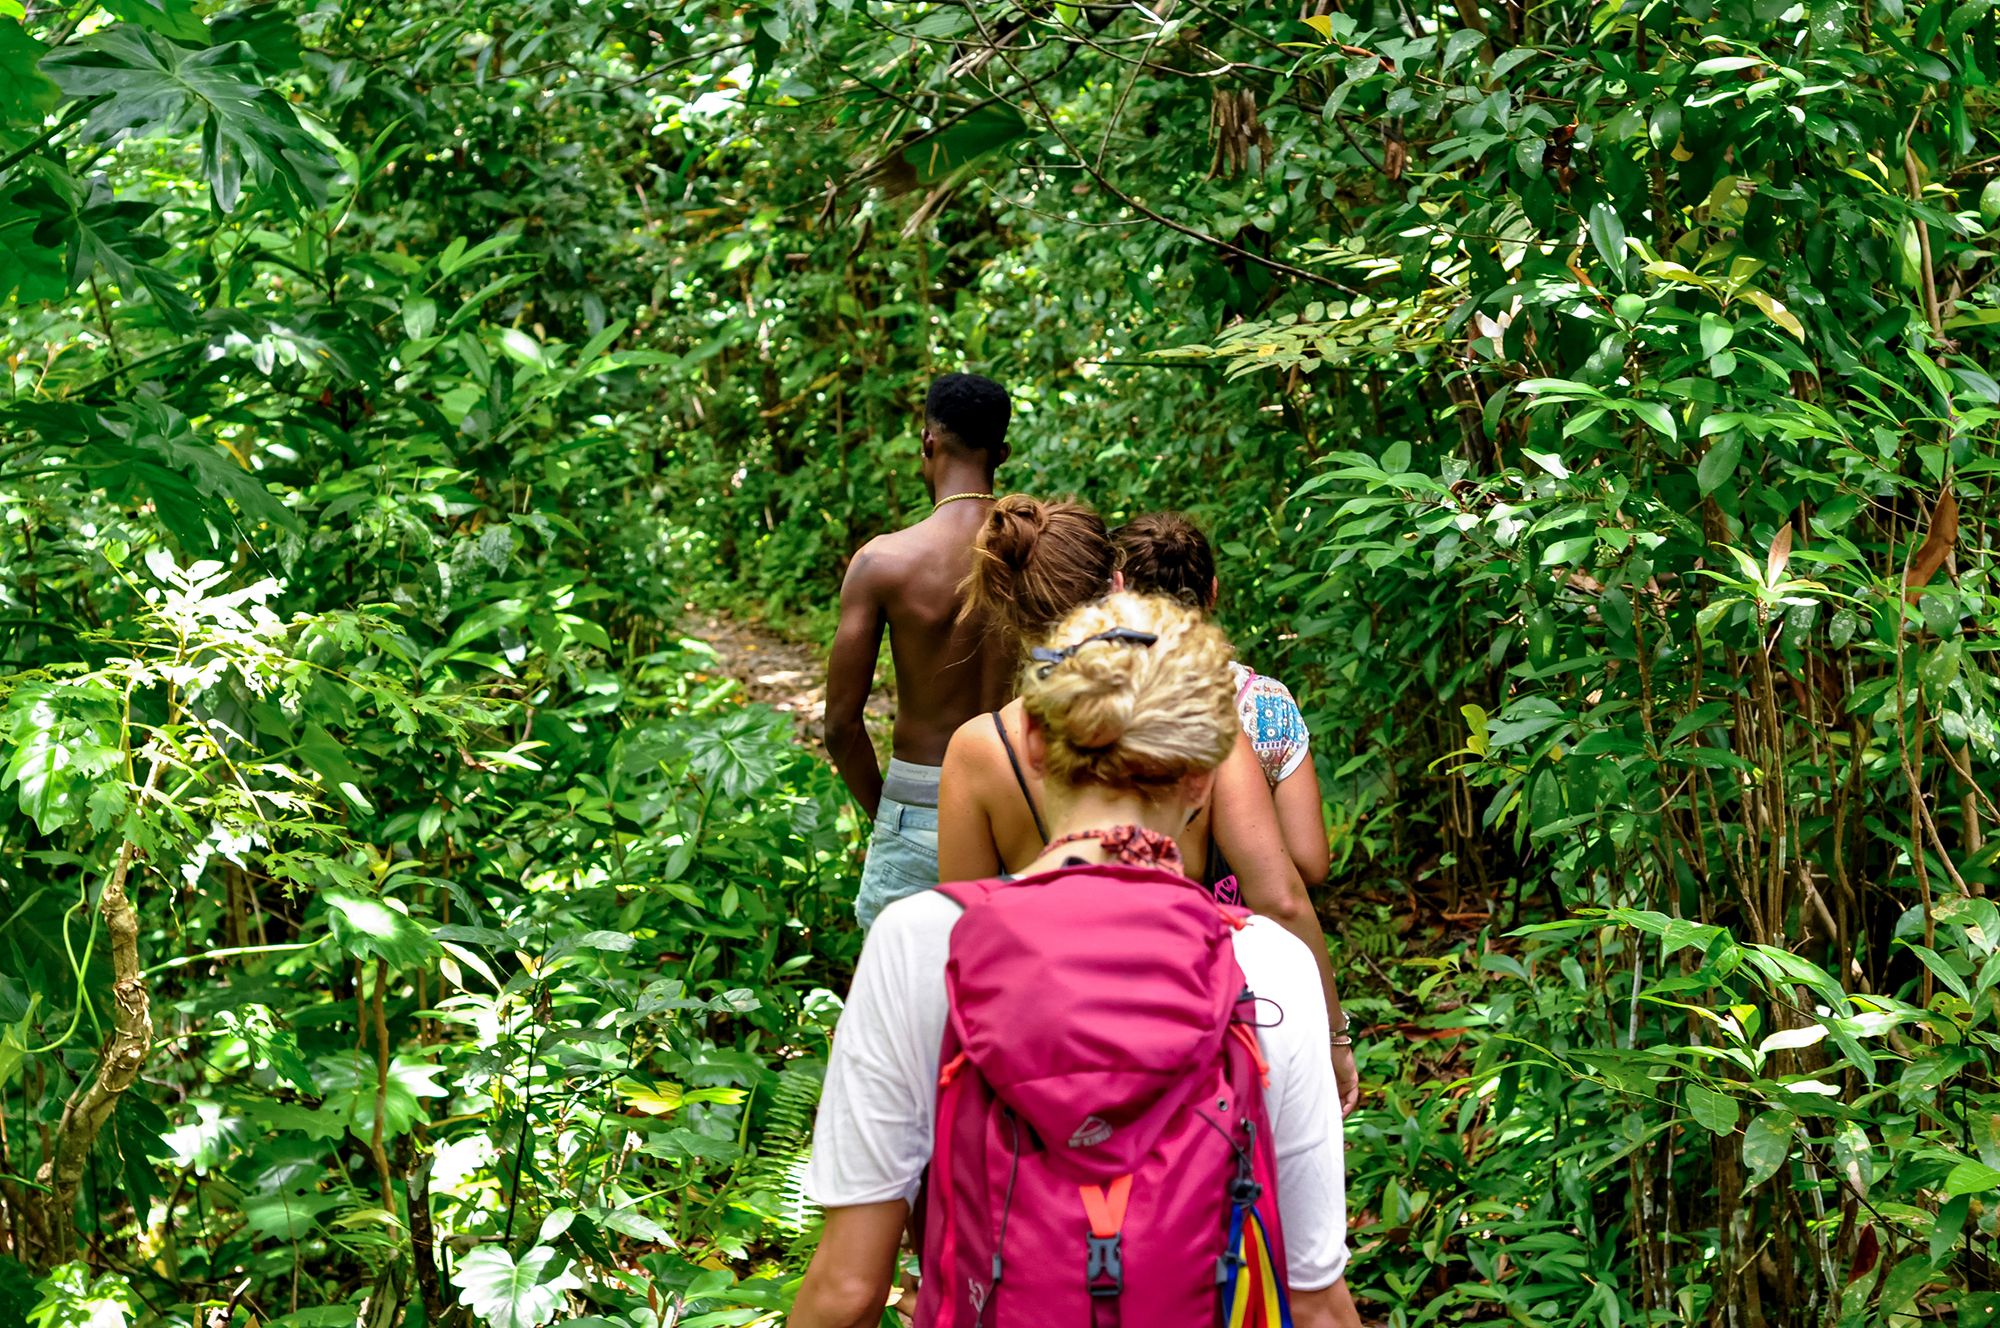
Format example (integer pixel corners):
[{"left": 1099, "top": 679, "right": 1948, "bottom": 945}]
[{"left": 451, "top": 1246, "right": 581, "bottom": 1328}]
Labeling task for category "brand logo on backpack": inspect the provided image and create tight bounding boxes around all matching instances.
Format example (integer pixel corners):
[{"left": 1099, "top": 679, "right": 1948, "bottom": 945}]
[{"left": 1067, "top": 1115, "right": 1113, "bottom": 1148}]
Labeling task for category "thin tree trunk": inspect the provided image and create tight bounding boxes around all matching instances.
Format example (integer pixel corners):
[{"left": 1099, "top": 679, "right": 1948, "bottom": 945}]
[{"left": 22, "top": 839, "right": 152, "bottom": 1266}]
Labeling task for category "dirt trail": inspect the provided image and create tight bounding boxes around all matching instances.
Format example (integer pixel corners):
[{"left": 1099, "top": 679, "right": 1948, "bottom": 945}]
[{"left": 688, "top": 611, "right": 894, "bottom": 748}]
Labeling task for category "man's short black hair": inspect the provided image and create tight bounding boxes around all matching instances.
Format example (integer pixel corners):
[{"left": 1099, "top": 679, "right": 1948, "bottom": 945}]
[{"left": 925, "top": 373, "right": 1012, "bottom": 461}]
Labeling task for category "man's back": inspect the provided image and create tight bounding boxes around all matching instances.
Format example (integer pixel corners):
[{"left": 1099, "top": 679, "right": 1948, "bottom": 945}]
[{"left": 869, "top": 505, "right": 1014, "bottom": 764}]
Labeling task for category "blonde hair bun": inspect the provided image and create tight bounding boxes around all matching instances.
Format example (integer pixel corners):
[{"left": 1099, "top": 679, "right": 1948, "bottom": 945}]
[{"left": 1022, "top": 591, "right": 1237, "bottom": 788}]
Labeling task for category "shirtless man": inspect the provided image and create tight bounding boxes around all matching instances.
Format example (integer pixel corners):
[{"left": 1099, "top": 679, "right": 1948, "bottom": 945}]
[{"left": 825, "top": 373, "right": 1016, "bottom": 928}]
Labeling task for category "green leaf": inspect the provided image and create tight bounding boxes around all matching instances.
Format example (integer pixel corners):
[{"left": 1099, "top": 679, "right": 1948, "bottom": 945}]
[
  {"left": 45, "top": 188, "right": 200, "bottom": 331},
  {"left": 1630, "top": 400, "right": 1676, "bottom": 441},
  {"left": 1691, "top": 54, "right": 1765, "bottom": 74},
  {"left": 1697, "top": 432, "right": 1743, "bottom": 494},
  {"left": 297, "top": 723, "right": 370, "bottom": 810},
  {"left": 1587, "top": 202, "right": 1627, "bottom": 281},
  {"left": 0, "top": 184, "right": 71, "bottom": 303},
  {"left": 1442, "top": 27, "right": 1485, "bottom": 69},
  {"left": 314, "top": 1052, "right": 450, "bottom": 1141},
  {"left": 94, "top": 402, "right": 298, "bottom": 533},
  {"left": 1758, "top": 1023, "right": 1828, "bottom": 1053},
  {"left": 1945, "top": 1160, "right": 2000, "bottom": 1197},
  {"left": 1933, "top": 1193, "right": 1972, "bottom": 1259},
  {"left": 592, "top": 1206, "right": 673, "bottom": 1243},
  {"left": 1686, "top": 1082, "right": 1739, "bottom": 1136},
  {"left": 1542, "top": 535, "right": 1595, "bottom": 566},
  {"left": 1523, "top": 449, "right": 1569, "bottom": 478},
  {"left": 1741, "top": 1110, "right": 1794, "bottom": 1188},
  {"left": 0, "top": 19, "right": 59, "bottom": 121},
  {"left": 451, "top": 1247, "right": 581, "bottom": 1328},
  {"left": 98, "top": 0, "right": 207, "bottom": 41},
  {"left": 1699, "top": 313, "right": 1733, "bottom": 359},
  {"left": 0, "top": 682, "right": 122, "bottom": 835},
  {"left": 323, "top": 890, "right": 439, "bottom": 969},
  {"left": 45, "top": 28, "right": 334, "bottom": 212},
  {"left": 241, "top": 1188, "right": 340, "bottom": 1241},
  {"left": 498, "top": 327, "right": 546, "bottom": 372},
  {"left": 403, "top": 296, "right": 438, "bottom": 340},
  {"left": 901, "top": 105, "right": 1028, "bottom": 187},
  {"left": 1902, "top": 942, "right": 1971, "bottom": 1000},
  {"left": 1832, "top": 1122, "right": 1873, "bottom": 1192},
  {"left": 0, "top": 998, "right": 38, "bottom": 1093}
]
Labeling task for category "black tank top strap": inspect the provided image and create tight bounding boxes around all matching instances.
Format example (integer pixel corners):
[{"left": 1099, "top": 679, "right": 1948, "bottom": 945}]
[
  {"left": 1205, "top": 838, "right": 1231, "bottom": 890},
  {"left": 991, "top": 710, "right": 1049, "bottom": 842}
]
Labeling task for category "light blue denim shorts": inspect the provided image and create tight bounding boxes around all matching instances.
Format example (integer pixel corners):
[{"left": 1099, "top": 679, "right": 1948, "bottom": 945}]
[{"left": 856, "top": 760, "right": 940, "bottom": 929}]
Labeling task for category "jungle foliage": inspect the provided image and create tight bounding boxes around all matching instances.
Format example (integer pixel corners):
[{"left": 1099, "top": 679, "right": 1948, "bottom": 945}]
[{"left": 0, "top": 0, "right": 1994, "bottom": 1324}]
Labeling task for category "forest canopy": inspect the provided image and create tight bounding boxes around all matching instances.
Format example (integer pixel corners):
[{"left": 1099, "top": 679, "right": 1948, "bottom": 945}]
[{"left": 0, "top": 0, "right": 1995, "bottom": 1323}]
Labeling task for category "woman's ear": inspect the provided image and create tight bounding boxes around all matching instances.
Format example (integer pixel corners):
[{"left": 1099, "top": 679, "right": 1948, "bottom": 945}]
[
  {"left": 1180, "top": 769, "right": 1217, "bottom": 813},
  {"left": 1208, "top": 576, "right": 1220, "bottom": 610},
  {"left": 1023, "top": 711, "right": 1048, "bottom": 774},
  {"left": 1109, "top": 569, "right": 1126, "bottom": 593}
]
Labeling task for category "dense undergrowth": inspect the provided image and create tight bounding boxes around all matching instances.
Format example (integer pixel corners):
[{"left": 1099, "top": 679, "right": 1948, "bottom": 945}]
[{"left": 2, "top": 0, "right": 1998, "bottom": 1324}]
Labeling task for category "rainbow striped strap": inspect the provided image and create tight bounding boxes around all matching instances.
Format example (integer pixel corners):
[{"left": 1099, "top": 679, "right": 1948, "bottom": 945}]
[{"left": 1223, "top": 1205, "right": 1294, "bottom": 1328}]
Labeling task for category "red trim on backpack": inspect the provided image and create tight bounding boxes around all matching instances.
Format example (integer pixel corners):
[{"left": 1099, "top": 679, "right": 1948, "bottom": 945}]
[
  {"left": 939, "top": 1052, "right": 969, "bottom": 1087},
  {"left": 1078, "top": 1174, "right": 1132, "bottom": 1237},
  {"left": 1228, "top": 1023, "right": 1271, "bottom": 1089}
]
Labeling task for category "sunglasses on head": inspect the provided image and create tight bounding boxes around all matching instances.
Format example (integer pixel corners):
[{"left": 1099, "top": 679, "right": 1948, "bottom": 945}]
[{"left": 1029, "top": 627, "right": 1159, "bottom": 678}]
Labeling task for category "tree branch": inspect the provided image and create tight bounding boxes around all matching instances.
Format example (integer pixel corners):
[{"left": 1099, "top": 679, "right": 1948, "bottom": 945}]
[{"left": 959, "top": 6, "right": 1363, "bottom": 294}]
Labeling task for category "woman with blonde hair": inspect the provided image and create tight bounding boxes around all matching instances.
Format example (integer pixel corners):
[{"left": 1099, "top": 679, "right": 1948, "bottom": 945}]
[
  {"left": 935, "top": 496, "right": 1359, "bottom": 1113},
  {"left": 794, "top": 592, "right": 1362, "bottom": 1328}
]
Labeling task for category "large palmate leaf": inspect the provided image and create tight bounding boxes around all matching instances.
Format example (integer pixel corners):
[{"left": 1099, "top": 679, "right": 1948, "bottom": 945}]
[
  {"left": 450, "top": 1247, "right": 581, "bottom": 1328},
  {"left": 8, "top": 398, "right": 297, "bottom": 545},
  {"left": 312, "top": 1052, "right": 449, "bottom": 1141},
  {"left": 682, "top": 704, "right": 791, "bottom": 801},
  {"left": 64, "top": 194, "right": 198, "bottom": 328},
  {"left": 44, "top": 28, "right": 333, "bottom": 211},
  {"left": 94, "top": 401, "right": 298, "bottom": 533}
]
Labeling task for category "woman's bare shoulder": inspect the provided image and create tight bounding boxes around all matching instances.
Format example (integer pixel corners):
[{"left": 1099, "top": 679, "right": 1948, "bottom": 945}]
[{"left": 945, "top": 698, "right": 1022, "bottom": 756}]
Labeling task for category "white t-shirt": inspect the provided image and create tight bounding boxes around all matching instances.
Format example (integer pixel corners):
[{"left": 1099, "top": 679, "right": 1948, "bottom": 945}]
[{"left": 802, "top": 887, "right": 1350, "bottom": 1290}]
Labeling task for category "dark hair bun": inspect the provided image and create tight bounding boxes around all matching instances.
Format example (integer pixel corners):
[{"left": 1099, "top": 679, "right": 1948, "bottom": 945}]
[{"left": 1113, "top": 512, "right": 1215, "bottom": 609}]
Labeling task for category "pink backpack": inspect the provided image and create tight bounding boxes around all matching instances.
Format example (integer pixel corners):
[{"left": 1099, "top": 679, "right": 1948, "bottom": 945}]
[{"left": 915, "top": 862, "right": 1293, "bottom": 1328}]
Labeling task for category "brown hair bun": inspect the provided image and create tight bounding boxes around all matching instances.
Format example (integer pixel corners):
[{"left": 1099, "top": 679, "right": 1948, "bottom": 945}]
[{"left": 962, "top": 495, "right": 1114, "bottom": 639}]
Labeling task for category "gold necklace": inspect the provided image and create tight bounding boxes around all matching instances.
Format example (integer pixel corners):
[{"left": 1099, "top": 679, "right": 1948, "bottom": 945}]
[{"left": 933, "top": 491, "right": 995, "bottom": 510}]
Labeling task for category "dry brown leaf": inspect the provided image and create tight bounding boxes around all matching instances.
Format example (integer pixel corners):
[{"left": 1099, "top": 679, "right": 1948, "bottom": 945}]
[
  {"left": 1903, "top": 488, "right": 1960, "bottom": 605},
  {"left": 1382, "top": 127, "right": 1407, "bottom": 180},
  {"left": 1766, "top": 521, "right": 1793, "bottom": 585}
]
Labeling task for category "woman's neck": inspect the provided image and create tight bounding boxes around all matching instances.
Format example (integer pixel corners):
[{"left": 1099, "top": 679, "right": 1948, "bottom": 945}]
[{"left": 1021, "top": 784, "right": 1188, "bottom": 874}]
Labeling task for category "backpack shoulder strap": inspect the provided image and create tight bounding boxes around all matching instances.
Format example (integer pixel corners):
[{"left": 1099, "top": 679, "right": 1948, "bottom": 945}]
[
  {"left": 935, "top": 877, "right": 1001, "bottom": 910},
  {"left": 991, "top": 710, "right": 1049, "bottom": 843}
]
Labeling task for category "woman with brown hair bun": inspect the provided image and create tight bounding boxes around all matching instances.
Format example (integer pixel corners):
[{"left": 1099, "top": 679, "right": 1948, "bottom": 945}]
[{"left": 936, "top": 496, "right": 1359, "bottom": 1114}]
